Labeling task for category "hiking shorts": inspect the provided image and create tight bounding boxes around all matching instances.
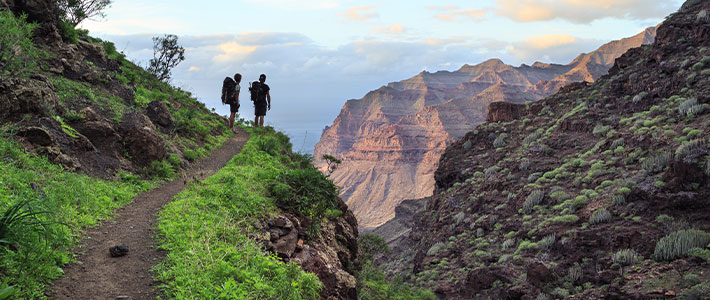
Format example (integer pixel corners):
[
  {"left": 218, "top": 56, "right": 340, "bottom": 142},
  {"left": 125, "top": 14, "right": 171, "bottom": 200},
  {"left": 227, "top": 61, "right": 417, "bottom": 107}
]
[
  {"left": 229, "top": 101, "right": 239, "bottom": 113},
  {"left": 255, "top": 102, "right": 267, "bottom": 116}
]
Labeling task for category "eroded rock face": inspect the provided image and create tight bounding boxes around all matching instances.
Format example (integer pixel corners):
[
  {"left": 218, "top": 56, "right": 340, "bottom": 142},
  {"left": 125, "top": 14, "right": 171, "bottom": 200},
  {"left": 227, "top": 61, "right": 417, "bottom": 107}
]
[
  {"left": 118, "top": 113, "right": 166, "bottom": 166},
  {"left": 5, "top": 0, "right": 62, "bottom": 46},
  {"left": 487, "top": 102, "right": 527, "bottom": 122},
  {"left": 262, "top": 200, "right": 359, "bottom": 300},
  {"left": 0, "top": 77, "right": 60, "bottom": 121},
  {"left": 314, "top": 27, "right": 657, "bottom": 228}
]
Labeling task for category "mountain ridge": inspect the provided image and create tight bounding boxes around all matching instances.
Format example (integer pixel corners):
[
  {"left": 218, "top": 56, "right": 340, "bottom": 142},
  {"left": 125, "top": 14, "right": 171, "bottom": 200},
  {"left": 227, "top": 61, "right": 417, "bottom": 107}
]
[{"left": 315, "top": 26, "right": 658, "bottom": 228}]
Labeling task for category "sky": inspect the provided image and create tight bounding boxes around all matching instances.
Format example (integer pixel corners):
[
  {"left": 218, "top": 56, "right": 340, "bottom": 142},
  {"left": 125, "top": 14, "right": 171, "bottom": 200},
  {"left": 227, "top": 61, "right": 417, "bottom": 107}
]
[{"left": 81, "top": 0, "right": 685, "bottom": 153}]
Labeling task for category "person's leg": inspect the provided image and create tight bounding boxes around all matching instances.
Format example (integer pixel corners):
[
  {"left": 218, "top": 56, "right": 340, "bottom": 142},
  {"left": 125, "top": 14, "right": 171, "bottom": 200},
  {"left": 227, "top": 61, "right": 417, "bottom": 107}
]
[
  {"left": 254, "top": 115, "right": 259, "bottom": 127},
  {"left": 229, "top": 112, "right": 235, "bottom": 129},
  {"left": 259, "top": 116, "right": 264, "bottom": 127}
]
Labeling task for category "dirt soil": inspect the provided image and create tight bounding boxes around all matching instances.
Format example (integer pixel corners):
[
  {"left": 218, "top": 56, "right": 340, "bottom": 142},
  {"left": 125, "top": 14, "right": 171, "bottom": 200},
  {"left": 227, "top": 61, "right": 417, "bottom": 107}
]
[{"left": 49, "top": 128, "right": 249, "bottom": 300}]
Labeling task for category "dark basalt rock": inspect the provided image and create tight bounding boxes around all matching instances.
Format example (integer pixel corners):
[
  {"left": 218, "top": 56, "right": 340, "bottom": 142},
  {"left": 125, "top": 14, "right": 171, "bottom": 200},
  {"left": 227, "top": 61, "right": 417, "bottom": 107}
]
[{"left": 109, "top": 244, "right": 129, "bottom": 257}]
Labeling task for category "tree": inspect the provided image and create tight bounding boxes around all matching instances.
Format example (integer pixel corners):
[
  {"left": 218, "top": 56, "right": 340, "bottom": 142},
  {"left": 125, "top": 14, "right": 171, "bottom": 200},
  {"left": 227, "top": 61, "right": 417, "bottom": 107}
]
[
  {"left": 322, "top": 154, "right": 342, "bottom": 177},
  {"left": 147, "top": 34, "right": 185, "bottom": 82},
  {"left": 58, "top": 0, "right": 112, "bottom": 26},
  {"left": 0, "top": 11, "right": 40, "bottom": 85}
]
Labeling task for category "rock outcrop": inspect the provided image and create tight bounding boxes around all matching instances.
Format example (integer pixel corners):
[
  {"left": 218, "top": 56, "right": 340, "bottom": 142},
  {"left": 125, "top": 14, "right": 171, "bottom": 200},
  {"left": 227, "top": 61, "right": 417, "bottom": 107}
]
[
  {"left": 315, "top": 27, "right": 657, "bottom": 228},
  {"left": 260, "top": 199, "right": 359, "bottom": 300}
]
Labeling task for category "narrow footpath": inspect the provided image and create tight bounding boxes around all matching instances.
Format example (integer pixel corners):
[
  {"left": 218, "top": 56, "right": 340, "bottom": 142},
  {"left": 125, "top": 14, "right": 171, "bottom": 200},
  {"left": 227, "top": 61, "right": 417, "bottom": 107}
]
[{"left": 50, "top": 128, "right": 249, "bottom": 300}]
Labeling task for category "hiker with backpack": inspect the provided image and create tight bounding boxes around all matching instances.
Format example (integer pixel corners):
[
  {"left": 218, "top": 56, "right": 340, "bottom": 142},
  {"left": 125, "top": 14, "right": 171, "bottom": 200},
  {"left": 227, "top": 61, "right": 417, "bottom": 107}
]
[
  {"left": 249, "top": 74, "right": 271, "bottom": 128},
  {"left": 221, "top": 73, "right": 242, "bottom": 131}
]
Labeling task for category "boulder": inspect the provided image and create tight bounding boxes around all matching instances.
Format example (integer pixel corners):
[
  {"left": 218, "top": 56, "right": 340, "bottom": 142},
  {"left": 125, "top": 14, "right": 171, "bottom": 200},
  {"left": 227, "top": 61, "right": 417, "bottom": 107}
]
[
  {"left": 118, "top": 113, "right": 166, "bottom": 166},
  {"left": 7, "top": 0, "right": 62, "bottom": 46},
  {"left": 526, "top": 262, "right": 554, "bottom": 287},
  {"left": 146, "top": 101, "right": 173, "bottom": 129}
]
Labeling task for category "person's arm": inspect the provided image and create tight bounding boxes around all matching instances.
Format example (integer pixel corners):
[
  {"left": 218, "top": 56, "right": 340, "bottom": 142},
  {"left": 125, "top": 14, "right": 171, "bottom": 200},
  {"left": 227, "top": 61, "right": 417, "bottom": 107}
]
[
  {"left": 267, "top": 92, "right": 271, "bottom": 110},
  {"left": 235, "top": 89, "right": 240, "bottom": 106}
]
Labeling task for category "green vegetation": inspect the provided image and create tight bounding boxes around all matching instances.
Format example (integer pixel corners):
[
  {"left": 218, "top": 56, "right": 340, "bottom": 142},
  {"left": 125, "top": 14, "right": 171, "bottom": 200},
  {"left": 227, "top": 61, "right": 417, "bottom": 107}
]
[
  {"left": 0, "top": 11, "right": 41, "bottom": 83},
  {"left": 0, "top": 137, "right": 153, "bottom": 299},
  {"left": 589, "top": 208, "right": 612, "bottom": 225},
  {"left": 155, "top": 127, "right": 326, "bottom": 299},
  {"left": 358, "top": 234, "right": 435, "bottom": 300},
  {"left": 612, "top": 249, "right": 641, "bottom": 266},
  {"left": 653, "top": 229, "right": 710, "bottom": 261},
  {"left": 522, "top": 190, "right": 544, "bottom": 214}
]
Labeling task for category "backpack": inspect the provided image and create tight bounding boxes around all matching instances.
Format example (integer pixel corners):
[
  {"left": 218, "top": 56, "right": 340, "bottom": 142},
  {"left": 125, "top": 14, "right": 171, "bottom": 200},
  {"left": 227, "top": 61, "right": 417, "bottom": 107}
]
[
  {"left": 249, "top": 81, "right": 260, "bottom": 102},
  {"left": 221, "top": 77, "right": 236, "bottom": 104}
]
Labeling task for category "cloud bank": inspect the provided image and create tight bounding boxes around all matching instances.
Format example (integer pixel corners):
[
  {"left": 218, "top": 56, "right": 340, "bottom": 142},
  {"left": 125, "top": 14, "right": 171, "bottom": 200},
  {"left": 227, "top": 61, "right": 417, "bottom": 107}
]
[{"left": 495, "top": 0, "right": 679, "bottom": 23}]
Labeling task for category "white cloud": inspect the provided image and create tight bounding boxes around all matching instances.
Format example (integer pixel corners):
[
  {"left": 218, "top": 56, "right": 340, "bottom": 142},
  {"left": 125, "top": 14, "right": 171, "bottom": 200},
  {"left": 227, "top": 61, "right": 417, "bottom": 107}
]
[
  {"left": 338, "top": 5, "right": 379, "bottom": 22},
  {"left": 507, "top": 33, "right": 600, "bottom": 62},
  {"left": 428, "top": 5, "right": 487, "bottom": 22},
  {"left": 371, "top": 24, "right": 405, "bottom": 35},
  {"left": 188, "top": 66, "right": 200, "bottom": 71},
  {"left": 495, "top": 0, "right": 679, "bottom": 23}
]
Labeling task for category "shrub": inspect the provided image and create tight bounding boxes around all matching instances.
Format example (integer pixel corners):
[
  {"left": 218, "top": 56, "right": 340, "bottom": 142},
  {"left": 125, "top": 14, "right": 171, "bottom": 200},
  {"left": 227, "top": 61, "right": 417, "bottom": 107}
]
[
  {"left": 427, "top": 242, "right": 447, "bottom": 256},
  {"left": 536, "top": 293, "right": 551, "bottom": 300},
  {"left": 522, "top": 190, "right": 544, "bottom": 214},
  {"left": 567, "top": 263, "right": 582, "bottom": 283},
  {"left": 359, "top": 234, "right": 390, "bottom": 262},
  {"left": 502, "top": 239, "right": 516, "bottom": 250},
  {"left": 550, "top": 215, "right": 579, "bottom": 224},
  {"left": 612, "top": 194, "right": 626, "bottom": 206},
  {"left": 642, "top": 151, "right": 672, "bottom": 173},
  {"left": 611, "top": 138, "right": 625, "bottom": 149},
  {"left": 270, "top": 167, "right": 338, "bottom": 234},
  {"left": 0, "top": 11, "right": 41, "bottom": 84},
  {"left": 549, "top": 190, "right": 571, "bottom": 203},
  {"left": 679, "top": 98, "right": 704, "bottom": 117},
  {"left": 520, "top": 158, "right": 530, "bottom": 171},
  {"left": 705, "top": 157, "right": 710, "bottom": 176},
  {"left": 143, "top": 159, "right": 177, "bottom": 179},
  {"left": 485, "top": 166, "right": 500, "bottom": 179},
  {"left": 653, "top": 229, "right": 710, "bottom": 261},
  {"left": 493, "top": 133, "right": 508, "bottom": 148},
  {"left": 612, "top": 249, "right": 641, "bottom": 266},
  {"left": 593, "top": 124, "right": 611, "bottom": 137},
  {"left": 523, "top": 131, "right": 542, "bottom": 146},
  {"left": 539, "top": 234, "right": 555, "bottom": 250},
  {"left": 675, "top": 139, "right": 707, "bottom": 161},
  {"left": 589, "top": 208, "right": 612, "bottom": 225},
  {"left": 679, "top": 281, "right": 710, "bottom": 300},
  {"left": 632, "top": 92, "right": 648, "bottom": 104}
]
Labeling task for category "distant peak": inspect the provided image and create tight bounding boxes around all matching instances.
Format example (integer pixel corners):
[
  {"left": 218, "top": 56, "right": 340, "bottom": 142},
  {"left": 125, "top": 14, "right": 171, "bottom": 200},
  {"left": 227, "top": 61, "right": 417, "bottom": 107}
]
[{"left": 480, "top": 58, "right": 505, "bottom": 66}]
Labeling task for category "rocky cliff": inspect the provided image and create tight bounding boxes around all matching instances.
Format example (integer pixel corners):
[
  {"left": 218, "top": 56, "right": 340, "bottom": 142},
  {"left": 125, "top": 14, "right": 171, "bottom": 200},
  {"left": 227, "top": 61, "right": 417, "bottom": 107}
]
[
  {"left": 383, "top": 1, "right": 710, "bottom": 298},
  {"left": 315, "top": 28, "right": 657, "bottom": 228}
]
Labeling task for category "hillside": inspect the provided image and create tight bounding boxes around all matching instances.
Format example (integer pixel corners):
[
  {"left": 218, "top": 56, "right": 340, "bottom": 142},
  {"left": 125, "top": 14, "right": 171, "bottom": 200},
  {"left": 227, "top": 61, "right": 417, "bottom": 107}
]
[
  {"left": 380, "top": 1, "right": 710, "bottom": 299},
  {"left": 0, "top": 2, "right": 368, "bottom": 299},
  {"left": 314, "top": 27, "right": 657, "bottom": 228}
]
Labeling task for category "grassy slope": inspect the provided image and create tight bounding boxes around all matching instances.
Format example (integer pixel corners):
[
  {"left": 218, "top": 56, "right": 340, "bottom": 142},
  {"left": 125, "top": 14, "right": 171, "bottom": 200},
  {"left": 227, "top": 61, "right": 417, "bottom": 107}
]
[
  {"left": 0, "top": 17, "right": 232, "bottom": 298},
  {"left": 0, "top": 137, "right": 155, "bottom": 299},
  {"left": 154, "top": 126, "right": 323, "bottom": 299}
]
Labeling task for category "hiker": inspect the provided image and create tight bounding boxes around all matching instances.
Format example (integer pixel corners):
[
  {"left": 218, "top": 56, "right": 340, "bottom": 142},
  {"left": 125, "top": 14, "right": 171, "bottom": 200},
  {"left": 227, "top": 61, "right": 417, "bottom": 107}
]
[
  {"left": 221, "top": 73, "right": 241, "bottom": 131},
  {"left": 249, "top": 74, "right": 271, "bottom": 127}
]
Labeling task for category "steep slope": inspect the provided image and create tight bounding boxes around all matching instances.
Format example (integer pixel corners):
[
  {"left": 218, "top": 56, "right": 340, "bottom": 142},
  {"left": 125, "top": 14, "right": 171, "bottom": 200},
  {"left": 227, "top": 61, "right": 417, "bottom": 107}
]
[
  {"left": 315, "top": 28, "right": 657, "bottom": 228},
  {"left": 384, "top": 2, "right": 710, "bottom": 299}
]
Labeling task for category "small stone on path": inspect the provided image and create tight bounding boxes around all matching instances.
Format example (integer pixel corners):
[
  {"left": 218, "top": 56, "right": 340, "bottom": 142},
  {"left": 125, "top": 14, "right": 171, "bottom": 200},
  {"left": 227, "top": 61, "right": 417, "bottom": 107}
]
[
  {"left": 109, "top": 244, "right": 129, "bottom": 257},
  {"left": 116, "top": 296, "right": 130, "bottom": 300}
]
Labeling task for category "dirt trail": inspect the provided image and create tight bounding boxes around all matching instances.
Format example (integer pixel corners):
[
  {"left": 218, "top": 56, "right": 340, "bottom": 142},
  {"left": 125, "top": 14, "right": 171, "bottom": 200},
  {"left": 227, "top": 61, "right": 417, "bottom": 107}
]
[{"left": 50, "top": 128, "right": 249, "bottom": 300}]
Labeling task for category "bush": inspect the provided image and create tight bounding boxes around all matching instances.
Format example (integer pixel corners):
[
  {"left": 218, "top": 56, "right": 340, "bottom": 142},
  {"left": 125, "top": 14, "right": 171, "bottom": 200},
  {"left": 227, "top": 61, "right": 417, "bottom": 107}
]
[
  {"left": 653, "top": 229, "right": 710, "bottom": 261},
  {"left": 675, "top": 139, "right": 707, "bottom": 161},
  {"left": 502, "top": 238, "right": 516, "bottom": 250},
  {"left": 522, "top": 190, "right": 544, "bottom": 214},
  {"left": 427, "top": 242, "right": 447, "bottom": 256},
  {"left": 539, "top": 234, "right": 555, "bottom": 250},
  {"left": 679, "top": 281, "right": 710, "bottom": 300},
  {"left": 519, "top": 158, "right": 530, "bottom": 171},
  {"left": 269, "top": 167, "right": 338, "bottom": 234},
  {"left": 612, "top": 249, "right": 641, "bottom": 266},
  {"left": 593, "top": 125, "right": 611, "bottom": 137},
  {"left": 359, "top": 234, "right": 390, "bottom": 262},
  {"left": 493, "top": 133, "right": 508, "bottom": 148},
  {"left": 679, "top": 98, "right": 705, "bottom": 117},
  {"left": 523, "top": 131, "right": 542, "bottom": 146},
  {"left": 589, "top": 208, "right": 612, "bottom": 225},
  {"left": 612, "top": 194, "right": 626, "bottom": 206},
  {"left": 0, "top": 11, "right": 41, "bottom": 84},
  {"left": 567, "top": 263, "right": 582, "bottom": 283},
  {"left": 642, "top": 151, "right": 672, "bottom": 173},
  {"left": 143, "top": 159, "right": 177, "bottom": 179}
]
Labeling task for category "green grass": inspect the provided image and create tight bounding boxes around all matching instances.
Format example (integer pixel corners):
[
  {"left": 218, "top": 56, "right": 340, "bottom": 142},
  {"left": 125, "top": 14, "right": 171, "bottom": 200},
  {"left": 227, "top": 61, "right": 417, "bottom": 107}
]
[
  {"left": 154, "top": 127, "right": 326, "bottom": 299},
  {"left": 0, "top": 138, "right": 154, "bottom": 299}
]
